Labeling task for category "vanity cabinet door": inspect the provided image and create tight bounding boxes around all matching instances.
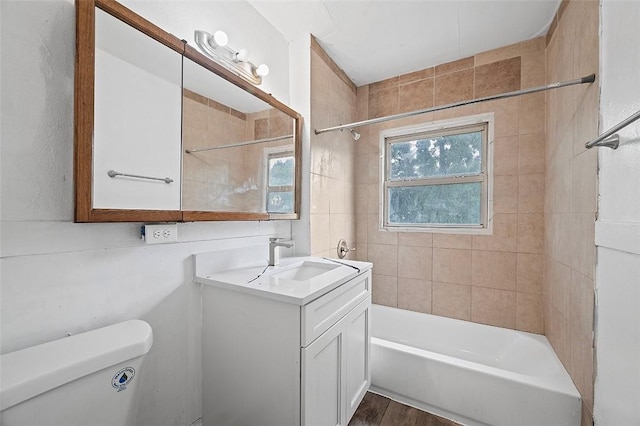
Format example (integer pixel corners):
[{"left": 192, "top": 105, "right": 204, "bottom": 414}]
[
  {"left": 302, "top": 296, "right": 371, "bottom": 426},
  {"left": 302, "top": 317, "right": 346, "bottom": 426},
  {"left": 345, "top": 297, "right": 371, "bottom": 421}
]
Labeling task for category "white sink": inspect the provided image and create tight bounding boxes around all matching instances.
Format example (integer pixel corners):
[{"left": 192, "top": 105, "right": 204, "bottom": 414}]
[
  {"left": 268, "top": 261, "right": 340, "bottom": 281},
  {"left": 194, "top": 254, "right": 371, "bottom": 305}
]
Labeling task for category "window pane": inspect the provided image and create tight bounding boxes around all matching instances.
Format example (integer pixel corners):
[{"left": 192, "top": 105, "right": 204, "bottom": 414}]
[
  {"left": 268, "top": 156, "right": 294, "bottom": 186},
  {"left": 388, "top": 182, "right": 481, "bottom": 225},
  {"left": 389, "top": 131, "right": 482, "bottom": 180},
  {"left": 267, "top": 191, "right": 293, "bottom": 213}
]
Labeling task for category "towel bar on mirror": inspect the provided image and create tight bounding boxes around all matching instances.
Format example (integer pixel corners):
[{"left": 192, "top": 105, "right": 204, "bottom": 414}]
[{"left": 107, "top": 170, "right": 174, "bottom": 184}]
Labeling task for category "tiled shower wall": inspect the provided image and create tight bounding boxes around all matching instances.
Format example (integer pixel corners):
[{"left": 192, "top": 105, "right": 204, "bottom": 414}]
[
  {"left": 183, "top": 90, "right": 247, "bottom": 211},
  {"left": 309, "top": 38, "right": 357, "bottom": 258},
  {"left": 544, "top": 1, "right": 599, "bottom": 424},
  {"left": 354, "top": 38, "right": 547, "bottom": 333},
  {"left": 182, "top": 90, "right": 293, "bottom": 212}
]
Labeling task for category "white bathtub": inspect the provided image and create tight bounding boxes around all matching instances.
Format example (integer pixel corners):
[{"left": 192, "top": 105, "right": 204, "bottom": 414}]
[{"left": 370, "top": 304, "right": 581, "bottom": 426}]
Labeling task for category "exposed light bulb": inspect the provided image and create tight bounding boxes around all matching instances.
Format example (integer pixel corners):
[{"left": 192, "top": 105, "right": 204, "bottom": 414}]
[
  {"left": 235, "top": 49, "right": 249, "bottom": 62},
  {"left": 194, "top": 29, "right": 268, "bottom": 85},
  {"left": 212, "top": 30, "right": 228, "bottom": 47},
  {"left": 255, "top": 64, "right": 269, "bottom": 77}
]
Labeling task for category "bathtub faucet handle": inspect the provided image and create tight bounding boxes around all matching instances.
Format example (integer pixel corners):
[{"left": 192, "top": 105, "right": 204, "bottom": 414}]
[{"left": 337, "top": 239, "right": 356, "bottom": 259}]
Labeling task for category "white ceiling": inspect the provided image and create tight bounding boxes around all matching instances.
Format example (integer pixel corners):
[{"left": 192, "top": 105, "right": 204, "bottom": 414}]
[{"left": 248, "top": 0, "right": 560, "bottom": 86}]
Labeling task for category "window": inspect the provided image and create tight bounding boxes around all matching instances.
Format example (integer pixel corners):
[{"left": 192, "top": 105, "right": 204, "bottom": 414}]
[
  {"left": 381, "top": 114, "right": 493, "bottom": 233},
  {"left": 265, "top": 150, "right": 295, "bottom": 213}
]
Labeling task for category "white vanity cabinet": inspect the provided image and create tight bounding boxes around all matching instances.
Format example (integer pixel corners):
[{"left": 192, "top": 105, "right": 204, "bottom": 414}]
[
  {"left": 302, "top": 296, "right": 370, "bottom": 425},
  {"left": 200, "top": 263, "right": 371, "bottom": 426}
]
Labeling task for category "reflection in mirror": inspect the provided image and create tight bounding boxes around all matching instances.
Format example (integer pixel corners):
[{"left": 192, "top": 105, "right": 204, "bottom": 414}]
[
  {"left": 182, "top": 57, "right": 295, "bottom": 214},
  {"left": 93, "top": 8, "right": 182, "bottom": 211}
]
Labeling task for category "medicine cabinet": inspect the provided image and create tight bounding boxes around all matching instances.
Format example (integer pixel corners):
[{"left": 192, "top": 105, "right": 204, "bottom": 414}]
[{"left": 74, "top": 0, "right": 302, "bottom": 222}]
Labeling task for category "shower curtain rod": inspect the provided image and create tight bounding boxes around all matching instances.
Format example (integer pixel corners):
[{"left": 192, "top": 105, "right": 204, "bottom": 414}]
[
  {"left": 314, "top": 73, "right": 596, "bottom": 136},
  {"left": 185, "top": 134, "right": 293, "bottom": 153}
]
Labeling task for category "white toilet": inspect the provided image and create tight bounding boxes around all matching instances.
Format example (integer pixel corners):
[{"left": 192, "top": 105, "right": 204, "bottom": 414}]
[{"left": 0, "top": 319, "right": 153, "bottom": 426}]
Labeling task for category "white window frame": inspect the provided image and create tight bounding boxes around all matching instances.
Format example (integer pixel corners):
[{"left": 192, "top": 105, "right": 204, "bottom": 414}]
[
  {"left": 379, "top": 113, "right": 494, "bottom": 235},
  {"left": 263, "top": 146, "right": 295, "bottom": 214}
]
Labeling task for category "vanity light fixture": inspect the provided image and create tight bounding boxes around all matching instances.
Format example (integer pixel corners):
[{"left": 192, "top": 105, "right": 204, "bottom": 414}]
[{"left": 194, "top": 30, "right": 269, "bottom": 85}]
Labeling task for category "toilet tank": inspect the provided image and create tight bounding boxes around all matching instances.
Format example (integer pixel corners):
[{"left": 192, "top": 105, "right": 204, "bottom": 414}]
[{"left": 0, "top": 320, "right": 153, "bottom": 426}]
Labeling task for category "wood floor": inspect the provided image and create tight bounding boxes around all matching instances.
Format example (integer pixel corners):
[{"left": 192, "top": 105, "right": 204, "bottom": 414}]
[{"left": 349, "top": 392, "right": 460, "bottom": 426}]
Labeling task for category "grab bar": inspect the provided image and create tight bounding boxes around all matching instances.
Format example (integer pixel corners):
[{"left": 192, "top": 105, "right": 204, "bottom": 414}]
[
  {"left": 586, "top": 109, "right": 640, "bottom": 150},
  {"left": 107, "top": 170, "right": 174, "bottom": 184}
]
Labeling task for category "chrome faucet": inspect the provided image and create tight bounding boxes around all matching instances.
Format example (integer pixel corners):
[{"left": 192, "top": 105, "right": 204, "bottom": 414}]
[{"left": 268, "top": 238, "right": 294, "bottom": 266}]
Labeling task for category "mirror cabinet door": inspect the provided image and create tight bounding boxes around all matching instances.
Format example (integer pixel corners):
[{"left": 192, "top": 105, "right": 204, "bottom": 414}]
[
  {"left": 93, "top": 8, "right": 182, "bottom": 211},
  {"left": 75, "top": 0, "right": 301, "bottom": 222},
  {"left": 181, "top": 57, "right": 296, "bottom": 216}
]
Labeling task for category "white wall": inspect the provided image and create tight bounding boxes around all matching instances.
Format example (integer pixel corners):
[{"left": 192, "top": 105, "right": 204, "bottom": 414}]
[
  {"left": 289, "top": 35, "right": 312, "bottom": 256},
  {"left": 120, "top": 0, "right": 290, "bottom": 104},
  {"left": 594, "top": 1, "right": 640, "bottom": 424},
  {"left": 0, "top": 1, "right": 293, "bottom": 425}
]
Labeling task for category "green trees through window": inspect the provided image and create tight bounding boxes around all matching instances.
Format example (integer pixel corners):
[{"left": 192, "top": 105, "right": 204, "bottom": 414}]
[
  {"left": 384, "top": 122, "right": 488, "bottom": 228},
  {"left": 267, "top": 154, "right": 294, "bottom": 213},
  {"left": 389, "top": 183, "right": 481, "bottom": 224},
  {"left": 389, "top": 132, "right": 482, "bottom": 179}
]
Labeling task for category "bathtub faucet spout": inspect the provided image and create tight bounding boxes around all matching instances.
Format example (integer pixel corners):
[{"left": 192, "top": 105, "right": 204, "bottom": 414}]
[{"left": 269, "top": 238, "right": 294, "bottom": 266}]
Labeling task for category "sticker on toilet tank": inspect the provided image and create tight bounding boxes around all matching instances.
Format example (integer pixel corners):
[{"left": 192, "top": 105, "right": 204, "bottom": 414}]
[{"left": 111, "top": 367, "right": 135, "bottom": 392}]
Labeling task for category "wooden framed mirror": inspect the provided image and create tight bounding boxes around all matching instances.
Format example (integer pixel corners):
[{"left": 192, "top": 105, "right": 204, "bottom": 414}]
[{"left": 74, "top": 0, "right": 302, "bottom": 222}]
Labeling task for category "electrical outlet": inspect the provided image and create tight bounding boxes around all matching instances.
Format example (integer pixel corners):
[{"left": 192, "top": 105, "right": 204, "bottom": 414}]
[{"left": 143, "top": 224, "right": 178, "bottom": 244}]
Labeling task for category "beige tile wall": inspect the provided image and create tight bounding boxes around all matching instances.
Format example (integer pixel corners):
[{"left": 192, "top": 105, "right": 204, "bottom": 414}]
[
  {"left": 182, "top": 90, "right": 248, "bottom": 211},
  {"left": 354, "top": 37, "right": 547, "bottom": 334},
  {"left": 544, "top": 1, "right": 598, "bottom": 424},
  {"left": 182, "top": 90, "right": 294, "bottom": 212},
  {"left": 309, "top": 38, "right": 358, "bottom": 258}
]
